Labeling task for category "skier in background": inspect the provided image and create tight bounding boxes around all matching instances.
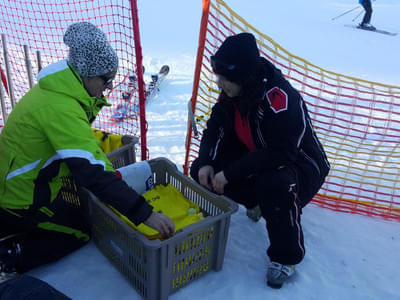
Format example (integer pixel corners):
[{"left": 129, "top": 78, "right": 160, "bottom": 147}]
[
  {"left": 190, "top": 33, "right": 330, "bottom": 289},
  {"left": 358, "top": 0, "right": 375, "bottom": 30},
  {"left": 0, "top": 22, "right": 175, "bottom": 283}
]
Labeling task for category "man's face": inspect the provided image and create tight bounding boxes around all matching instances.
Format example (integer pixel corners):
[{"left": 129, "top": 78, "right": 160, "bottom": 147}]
[
  {"left": 83, "top": 71, "right": 116, "bottom": 98},
  {"left": 216, "top": 74, "right": 242, "bottom": 98}
]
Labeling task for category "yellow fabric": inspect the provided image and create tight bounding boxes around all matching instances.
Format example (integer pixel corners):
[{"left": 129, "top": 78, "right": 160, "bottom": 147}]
[
  {"left": 92, "top": 129, "right": 124, "bottom": 154},
  {"left": 109, "top": 184, "right": 204, "bottom": 240}
]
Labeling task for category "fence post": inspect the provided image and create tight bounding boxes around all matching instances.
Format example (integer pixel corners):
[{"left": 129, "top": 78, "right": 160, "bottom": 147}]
[
  {"left": 36, "top": 50, "right": 42, "bottom": 72},
  {"left": 183, "top": 0, "right": 211, "bottom": 175},
  {"left": 129, "top": 0, "right": 148, "bottom": 161},
  {"left": 23, "top": 45, "right": 34, "bottom": 88},
  {"left": 1, "top": 34, "right": 16, "bottom": 108}
]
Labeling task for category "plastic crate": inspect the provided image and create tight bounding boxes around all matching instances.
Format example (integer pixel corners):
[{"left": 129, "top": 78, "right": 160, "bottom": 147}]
[
  {"left": 106, "top": 135, "right": 139, "bottom": 168},
  {"left": 86, "top": 157, "right": 239, "bottom": 300}
]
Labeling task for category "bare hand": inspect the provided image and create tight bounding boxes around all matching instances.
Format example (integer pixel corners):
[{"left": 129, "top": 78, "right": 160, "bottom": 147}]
[
  {"left": 143, "top": 212, "right": 175, "bottom": 239},
  {"left": 198, "top": 165, "right": 214, "bottom": 191},
  {"left": 212, "top": 171, "right": 228, "bottom": 194}
]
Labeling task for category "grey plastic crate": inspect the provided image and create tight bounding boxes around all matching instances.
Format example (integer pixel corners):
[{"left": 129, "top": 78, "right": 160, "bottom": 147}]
[
  {"left": 106, "top": 135, "right": 139, "bottom": 168},
  {"left": 86, "top": 157, "right": 239, "bottom": 300}
]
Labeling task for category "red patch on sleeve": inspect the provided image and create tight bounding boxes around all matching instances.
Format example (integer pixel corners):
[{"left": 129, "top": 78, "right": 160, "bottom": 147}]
[{"left": 266, "top": 87, "right": 288, "bottom": 113}]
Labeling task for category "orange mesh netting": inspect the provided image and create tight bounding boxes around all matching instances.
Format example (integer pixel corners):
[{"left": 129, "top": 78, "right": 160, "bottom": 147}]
[
  {"left": 0, "top": 0, "right": 149, "bottom": 159},
  {"left": 184, "top": 0, "right": 400, "bottom": 221}
]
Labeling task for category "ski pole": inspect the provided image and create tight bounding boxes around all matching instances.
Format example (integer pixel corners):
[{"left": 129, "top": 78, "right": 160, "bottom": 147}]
[
  {"left": 352, "top": 10, "right": 363, "bottom": 22},
  {"left": 331, "top": 5, "right": 361, "bottom": 21},
  {"left": 187, "top": 98, "right": 199, "bottom": 138}
]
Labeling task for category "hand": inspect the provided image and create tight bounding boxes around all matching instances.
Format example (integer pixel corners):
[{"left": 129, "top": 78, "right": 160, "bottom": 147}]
[
  {"left": 212, "top": 171, "right": 228, "bottom": 194},
  {"left": 143, "top": 212, "right": 175, "bottom": 239},
  {"left": 198, "top": 165, "right": 214, "bottom": 190}
]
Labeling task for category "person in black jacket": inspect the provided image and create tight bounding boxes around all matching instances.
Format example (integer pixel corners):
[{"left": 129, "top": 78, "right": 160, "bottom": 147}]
[{"left": 190, "top": 33, "right": 330, "bottom": 288}]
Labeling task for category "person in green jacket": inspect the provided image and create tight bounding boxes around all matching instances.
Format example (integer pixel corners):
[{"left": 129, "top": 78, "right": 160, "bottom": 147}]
[{"left": 0, "top": 22, "right": 174, "bottom": 280}]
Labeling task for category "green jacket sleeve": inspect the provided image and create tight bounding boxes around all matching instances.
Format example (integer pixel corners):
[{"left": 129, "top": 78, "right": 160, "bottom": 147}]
[{"left": 34, "top": 102, "right": 152, "bottom": 225}]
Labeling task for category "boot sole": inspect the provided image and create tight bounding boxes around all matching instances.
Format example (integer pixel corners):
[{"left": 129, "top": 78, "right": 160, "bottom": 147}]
[{"left": 267, "top": 281, "right": 283, "bottom": 289}]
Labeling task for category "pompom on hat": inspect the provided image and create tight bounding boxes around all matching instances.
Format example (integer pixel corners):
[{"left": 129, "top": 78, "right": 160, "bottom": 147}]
[
  {"left": 210, "top": 32, "right": 261, "bottom": 85},
  {"left": 63, "top": 22, "right": 118, "bottom": 77}
]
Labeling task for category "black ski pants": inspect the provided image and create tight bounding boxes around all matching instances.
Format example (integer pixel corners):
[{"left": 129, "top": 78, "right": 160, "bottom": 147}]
[
  {"left": 191, "top": 158, "right": 321, "bottom": 265},
  {"left": 0, "top": 191, "right": 90, "bottom": 273},
  {"left": 361, "top": 0, "right": 373, "bottom": 25}
]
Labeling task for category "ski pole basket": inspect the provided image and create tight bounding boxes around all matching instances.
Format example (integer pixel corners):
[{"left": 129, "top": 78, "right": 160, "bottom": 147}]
[{"left": 86, "top": 157, "right": 239, "bottom": 300}]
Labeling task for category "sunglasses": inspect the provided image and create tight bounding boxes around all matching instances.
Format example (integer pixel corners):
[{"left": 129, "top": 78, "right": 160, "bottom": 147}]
[
  {"left": 99, "top": 75, "right": 115, "bottom": 86},
  {"left": 210, "top": 56, "right": 236, "bottom": 74}
]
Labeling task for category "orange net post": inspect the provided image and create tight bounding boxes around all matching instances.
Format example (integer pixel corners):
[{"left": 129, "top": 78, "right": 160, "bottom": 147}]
[
  {"left": 185, "top": 0, "right": 400, "bottom": 221},
  {"left": 0, "top": 0, "right": 148, "bottom": 158},
  {"left": 184, "top": 0, "right": 211, "bottom": 175}
]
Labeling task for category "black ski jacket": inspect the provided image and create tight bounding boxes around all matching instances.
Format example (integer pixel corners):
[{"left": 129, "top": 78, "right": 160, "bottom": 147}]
[{"left": 197, "top": 58, "right": 330, "bottom": 186}]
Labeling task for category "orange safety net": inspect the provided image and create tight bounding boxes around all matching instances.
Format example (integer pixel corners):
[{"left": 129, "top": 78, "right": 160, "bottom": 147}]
[
  {"left": 184, "top": 0, "right": 400, "bottom": 221},
  {"left": 0, "top": 0, "right": 149, "bottom": 159}
]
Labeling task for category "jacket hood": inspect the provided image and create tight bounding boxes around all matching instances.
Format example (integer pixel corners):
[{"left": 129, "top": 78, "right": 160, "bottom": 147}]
[
  {"left": 259, "top": 57, "right": 282, "bottom": 81},
  {"left": 220, "top": 57, "right": 277, "bottom": 115},
  {"left": 37, "top": 59, "right": 109, "bottom": 121}
]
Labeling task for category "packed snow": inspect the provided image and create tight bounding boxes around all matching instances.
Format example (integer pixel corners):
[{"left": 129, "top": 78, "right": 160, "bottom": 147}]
[{"left": 29, "top": 0, "right": 400, "bottom": 299}]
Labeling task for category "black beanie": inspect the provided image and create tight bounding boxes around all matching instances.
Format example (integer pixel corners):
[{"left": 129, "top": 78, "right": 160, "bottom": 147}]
[{"left": 211, "top": 32, "right": 260, "bottom": 85}]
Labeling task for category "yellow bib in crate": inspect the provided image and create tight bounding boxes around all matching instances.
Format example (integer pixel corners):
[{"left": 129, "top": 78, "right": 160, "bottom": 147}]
[{"left": 109, "top": 184, "right": 204, "bottom": 240}]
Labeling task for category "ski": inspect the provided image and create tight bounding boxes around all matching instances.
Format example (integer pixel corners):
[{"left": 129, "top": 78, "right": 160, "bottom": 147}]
[
  {"left": 345, "top": 24, "right": 397, "bottom": 36},
  {"left": 145, "top": 65, "right": 170, "bottom": 101},
  {"left": 111, "top": 65, "right": 170, "bottom": 122},
  {"left": 110, "top": 71, "right": 139, "bottom": 122}
]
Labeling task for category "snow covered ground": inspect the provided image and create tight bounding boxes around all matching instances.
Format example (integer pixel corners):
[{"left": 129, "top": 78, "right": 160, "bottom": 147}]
[{"left": 29, "top": 0, "right": 400, "bottom": 299}]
